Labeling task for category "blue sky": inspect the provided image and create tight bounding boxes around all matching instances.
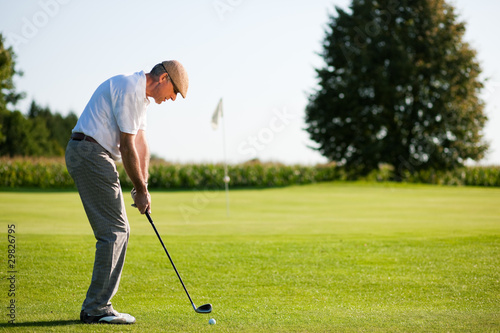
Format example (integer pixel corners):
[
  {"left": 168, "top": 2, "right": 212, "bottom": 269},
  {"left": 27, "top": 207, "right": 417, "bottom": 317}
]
[{"left": 1, "top": 0, "right": 499, "bottom": 165}]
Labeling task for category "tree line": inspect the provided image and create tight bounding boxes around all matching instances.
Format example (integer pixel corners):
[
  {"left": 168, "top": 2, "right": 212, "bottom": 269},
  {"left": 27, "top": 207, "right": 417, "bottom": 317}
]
[
  {"left": 1, "top": 0, "right": 491, "bottom": 176},
  {"left": 0, "top": 35, "right": 77, "bottom": 157},
  {"left": 0, "top": 101, "right": 77, "bottom": 157}
]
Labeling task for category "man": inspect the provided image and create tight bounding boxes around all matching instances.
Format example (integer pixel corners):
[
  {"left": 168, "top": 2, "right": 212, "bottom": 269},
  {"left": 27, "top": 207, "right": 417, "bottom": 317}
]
[{"left": 65, "top": 60, "right": 188, "bottom": 324}]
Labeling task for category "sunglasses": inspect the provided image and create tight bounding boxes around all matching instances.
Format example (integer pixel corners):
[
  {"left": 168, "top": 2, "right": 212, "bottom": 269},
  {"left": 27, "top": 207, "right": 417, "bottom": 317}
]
[{"left": 160, "top": 63, "right": 180, "bottom": 95}]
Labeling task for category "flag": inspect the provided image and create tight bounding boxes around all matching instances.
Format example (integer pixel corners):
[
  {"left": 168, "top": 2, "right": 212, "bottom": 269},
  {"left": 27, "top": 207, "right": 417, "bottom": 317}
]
[{"left": 211, "top": 98, "right": 223, "bottom": 130}]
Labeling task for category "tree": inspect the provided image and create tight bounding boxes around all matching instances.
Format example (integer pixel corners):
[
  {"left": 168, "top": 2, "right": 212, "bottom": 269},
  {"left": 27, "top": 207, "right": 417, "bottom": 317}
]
[
  {"left": 0, "top": 35, "right": 24, "bottom": 109},
  {"left": 0, "top": 33, "right": 25, "bottom": 152},
  {"left": 0, "top": 110, "right": 31, "bottom": 156},
  {"left": 0, "top": 34, "right": 77, "bottom": 157},
  {"left": 28, "top": 101, "right": 78, "bottom": 155},
  {"left": 305, "top": 0, "right": 488, "bottom": 177},
  {"left": 0, "top": 105, "right": 59, "bottom": 157}
]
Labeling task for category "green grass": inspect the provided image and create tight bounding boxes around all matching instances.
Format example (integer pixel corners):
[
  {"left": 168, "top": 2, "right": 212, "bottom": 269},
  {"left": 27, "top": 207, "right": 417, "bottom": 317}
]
[{"left": 0, "top": 182, "right": 499, "bottom": 332}]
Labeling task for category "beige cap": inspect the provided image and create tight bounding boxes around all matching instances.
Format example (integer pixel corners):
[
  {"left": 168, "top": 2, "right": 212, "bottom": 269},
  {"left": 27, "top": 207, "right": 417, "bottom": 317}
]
[{"left": 162, "top": 60, "right": 189, "bottom": 98}]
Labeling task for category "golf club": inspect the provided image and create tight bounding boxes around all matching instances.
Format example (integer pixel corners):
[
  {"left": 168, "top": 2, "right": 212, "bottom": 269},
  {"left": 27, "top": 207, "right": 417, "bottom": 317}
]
[{"left": 145, "top": 211, "right": 212, "bottom": 314}]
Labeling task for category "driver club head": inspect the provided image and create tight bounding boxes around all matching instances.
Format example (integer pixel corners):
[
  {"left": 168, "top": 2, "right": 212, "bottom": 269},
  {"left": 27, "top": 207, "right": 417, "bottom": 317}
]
[{"left": 195, "top": 304, "right": 212, "bottom": 313}]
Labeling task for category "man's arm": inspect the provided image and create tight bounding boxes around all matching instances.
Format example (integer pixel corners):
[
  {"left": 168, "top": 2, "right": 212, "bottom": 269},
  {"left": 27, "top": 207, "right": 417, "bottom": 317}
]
[
  {"left": 120, "top": 131, "right": 151, "bottom": 214},
  {"left": 135, "top": 129, "right": 149, "bottom": 182}
]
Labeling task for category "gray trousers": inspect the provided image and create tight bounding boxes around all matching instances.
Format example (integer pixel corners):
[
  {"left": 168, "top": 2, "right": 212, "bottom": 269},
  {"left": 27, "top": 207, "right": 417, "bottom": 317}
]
[{"left": 65, "top": 139, "right": 130, "bottom": 316}]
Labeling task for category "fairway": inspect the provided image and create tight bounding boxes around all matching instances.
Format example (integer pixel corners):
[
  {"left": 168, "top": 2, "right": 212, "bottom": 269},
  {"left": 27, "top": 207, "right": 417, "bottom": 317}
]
[{"left": 0, "top": 182, "right": 499, "bottom": 332}]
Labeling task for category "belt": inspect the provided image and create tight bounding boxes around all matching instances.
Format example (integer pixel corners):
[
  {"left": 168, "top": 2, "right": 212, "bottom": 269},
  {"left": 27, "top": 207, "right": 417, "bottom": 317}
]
[{"left": 71, "top": 132, "right": 98, "bottom": 144}]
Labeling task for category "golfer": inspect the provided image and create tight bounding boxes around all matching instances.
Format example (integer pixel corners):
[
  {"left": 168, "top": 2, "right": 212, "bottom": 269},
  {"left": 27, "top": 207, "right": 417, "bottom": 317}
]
[{"left": 65, "top": 60, "right": 188, "bottom": 324}]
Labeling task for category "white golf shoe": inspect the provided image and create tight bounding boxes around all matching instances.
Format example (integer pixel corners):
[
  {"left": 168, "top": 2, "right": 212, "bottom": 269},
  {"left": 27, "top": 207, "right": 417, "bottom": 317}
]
[{"left": 80, "top": 310, "right": 136, "bottom": 324}]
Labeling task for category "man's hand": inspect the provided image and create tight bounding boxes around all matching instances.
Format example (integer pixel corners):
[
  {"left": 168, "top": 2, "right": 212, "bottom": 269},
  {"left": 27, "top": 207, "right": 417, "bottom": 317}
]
[{"left": 131, "top": 187, "right": 151, "bottom": 214}]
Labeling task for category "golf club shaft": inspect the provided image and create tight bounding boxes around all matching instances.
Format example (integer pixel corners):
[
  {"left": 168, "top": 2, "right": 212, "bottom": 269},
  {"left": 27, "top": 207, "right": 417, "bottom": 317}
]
[{"left": 145, "top": 212, "right": 197, "bottom": 311}]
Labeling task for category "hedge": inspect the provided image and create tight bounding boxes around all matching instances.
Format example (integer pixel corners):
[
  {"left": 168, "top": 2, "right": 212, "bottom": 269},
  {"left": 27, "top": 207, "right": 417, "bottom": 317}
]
[
  {"left": 117, "top": 162, "right": 344, "bottom": 189},
  {"left": 0, "top": 158, "right": 499, "bottom": 189},
  {"left": 0, "top": 158, "right": 74, "bottom": 189}
]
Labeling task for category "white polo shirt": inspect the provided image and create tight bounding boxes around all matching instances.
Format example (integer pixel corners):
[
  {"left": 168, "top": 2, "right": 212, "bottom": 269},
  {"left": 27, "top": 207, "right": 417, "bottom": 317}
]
[{"left": 72, "top": 71, "right": 150, "bottom": 161}]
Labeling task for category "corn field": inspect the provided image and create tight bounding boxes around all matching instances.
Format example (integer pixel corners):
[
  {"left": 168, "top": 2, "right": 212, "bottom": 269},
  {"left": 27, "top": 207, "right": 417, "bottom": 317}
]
[{"left": 0, "top": 158, "right": 499, "bottom": 189}]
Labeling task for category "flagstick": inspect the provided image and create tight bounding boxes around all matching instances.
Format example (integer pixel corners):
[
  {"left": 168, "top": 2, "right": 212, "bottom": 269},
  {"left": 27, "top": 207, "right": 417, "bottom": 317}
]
[{"left": 221, "top": 109, "right": 230, "bottom": 217}]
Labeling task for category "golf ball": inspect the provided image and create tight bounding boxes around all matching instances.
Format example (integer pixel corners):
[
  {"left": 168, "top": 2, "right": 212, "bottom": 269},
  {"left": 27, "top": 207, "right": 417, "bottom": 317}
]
[{"left": 209, "top": 318, "right": 216, "bottom": 325}]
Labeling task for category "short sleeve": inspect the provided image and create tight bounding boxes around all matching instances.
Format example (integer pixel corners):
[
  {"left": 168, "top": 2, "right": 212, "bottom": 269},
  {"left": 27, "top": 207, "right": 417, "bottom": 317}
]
[{"left": 114, "top": 92, "right": 145, "bottom": 134}]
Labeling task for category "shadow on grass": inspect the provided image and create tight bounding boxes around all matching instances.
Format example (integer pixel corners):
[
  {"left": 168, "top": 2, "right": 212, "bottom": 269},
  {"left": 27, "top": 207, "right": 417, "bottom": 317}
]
[{"left": 0, "top": 320, "right": 81, "bottom": 327}]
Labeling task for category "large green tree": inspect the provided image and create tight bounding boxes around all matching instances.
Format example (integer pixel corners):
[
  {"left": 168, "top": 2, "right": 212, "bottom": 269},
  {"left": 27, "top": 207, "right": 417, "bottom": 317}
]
[
  {"left": 0, "top": 34, "right": 77, "bottom": 157},
  {"left": 0, "top": 35, "right": 23, "bottom": 109},
  {"left": 0, "top": 33, "right": 25, "bottom": 153},
  {"left": 305, "top": 0, "right": 488, "bottom": 177}
]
